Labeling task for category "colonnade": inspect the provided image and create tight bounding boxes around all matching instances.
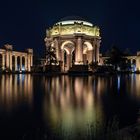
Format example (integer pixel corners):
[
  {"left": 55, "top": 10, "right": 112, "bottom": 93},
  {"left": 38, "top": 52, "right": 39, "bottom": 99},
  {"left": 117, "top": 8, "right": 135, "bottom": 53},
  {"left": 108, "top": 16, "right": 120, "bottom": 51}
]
[
  {"left": 49, "top": 37, "right": 101, "bottom": 71},
  {"left": 0, "top": 45, "right": 33, "bottom": 72},
  {"left": 101, "top": 52, "right": 140, "bottom": 72}
]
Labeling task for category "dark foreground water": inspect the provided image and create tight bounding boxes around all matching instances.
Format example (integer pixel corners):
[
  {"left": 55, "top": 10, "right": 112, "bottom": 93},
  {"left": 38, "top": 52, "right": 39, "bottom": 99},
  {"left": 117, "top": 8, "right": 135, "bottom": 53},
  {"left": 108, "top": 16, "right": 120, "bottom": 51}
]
[{"left": 0, "top": 74, "right": 140, "bottom": 139}]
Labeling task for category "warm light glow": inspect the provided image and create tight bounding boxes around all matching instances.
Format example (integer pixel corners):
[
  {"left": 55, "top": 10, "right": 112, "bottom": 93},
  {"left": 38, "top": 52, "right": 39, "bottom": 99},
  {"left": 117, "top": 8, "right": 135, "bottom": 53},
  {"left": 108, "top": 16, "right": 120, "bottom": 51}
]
[
  {"left": 43, "top": 76, "right": 105, "bottom": 136},
  {"left": 49, "top": 24, "right": 100, "bottom": 37},
  {"left": 56, "top": 20, "right": 93, "bottom": 26},
  {"left": 0, "top": 75, "right": 33, "bottom": 111},
  {"left": 61, "top": 41, "right": 75, "bottom": 54},
  {"left": 83, "top": 41, "right": 93, "bottom": 54}
]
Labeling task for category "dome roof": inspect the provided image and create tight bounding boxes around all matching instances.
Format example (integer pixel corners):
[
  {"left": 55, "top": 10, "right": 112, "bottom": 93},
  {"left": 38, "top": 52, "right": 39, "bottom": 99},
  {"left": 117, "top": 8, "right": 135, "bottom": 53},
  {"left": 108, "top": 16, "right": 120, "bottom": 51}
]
[
  {"left": 58, "top": 16, "right": 86, "bottom": 22},
  {"left": 55, "top": 16, "right": 93, "bottom": 26},
  {"left": 48, "top": 16, "right": 100, "bottom": 37}
]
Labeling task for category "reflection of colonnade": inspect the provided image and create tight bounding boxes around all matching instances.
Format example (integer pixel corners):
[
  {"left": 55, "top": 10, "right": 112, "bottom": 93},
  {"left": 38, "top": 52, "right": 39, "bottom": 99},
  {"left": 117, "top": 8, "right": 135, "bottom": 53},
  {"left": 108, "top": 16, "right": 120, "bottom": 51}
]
[
  {"left": 43, "top": 76, "right": 106, "bottom": 134},
  {"left": 0, "top": 74, "right": 33, "bottom": 110},
  {"left": 0, "top": 44, "right": 33, "bottom": 72}
]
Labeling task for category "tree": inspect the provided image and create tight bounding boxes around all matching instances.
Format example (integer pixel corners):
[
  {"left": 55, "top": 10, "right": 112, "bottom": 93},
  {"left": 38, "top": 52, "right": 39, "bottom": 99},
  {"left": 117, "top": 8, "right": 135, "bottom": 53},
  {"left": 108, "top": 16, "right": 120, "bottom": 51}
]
[
  {"left": 105, "top": 45, "right": 131, "bottom": 71},
  {"left": 46, "top": 45, "right": 57, "bottom": 66}
]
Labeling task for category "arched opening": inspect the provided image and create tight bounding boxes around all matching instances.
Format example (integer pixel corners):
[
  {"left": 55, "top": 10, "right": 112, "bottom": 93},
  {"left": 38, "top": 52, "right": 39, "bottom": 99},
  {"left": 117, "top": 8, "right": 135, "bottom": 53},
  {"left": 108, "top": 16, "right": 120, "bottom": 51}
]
[
  {"left": 61, "top": 41, "right": 75, "bottom": 71},
  {"left": 64, "top": 50, "right": 67, "bottom": 71},
  {"left": 72, "top": 51, "right": 75, "bottom": 65},
  {"left": 132, "top": 59, "right": 136, "bottom": 65},
  {"left": 0, "top": 54, "right": 2, "bottom": 70},
  {"left": 12, "top": 56, "right": 15, "bottom": 71},
  {"left": 132, "top": 59, "right": 136, "bottom": 72},
  {"left": 22, "top": 57, "right": 25, "bottom": 71},
  {"left": 83, "top": 42, "right": 93, "bottom": 64},
  {"left": 17, "top": 56, "right": 20, "bottom": 71}
]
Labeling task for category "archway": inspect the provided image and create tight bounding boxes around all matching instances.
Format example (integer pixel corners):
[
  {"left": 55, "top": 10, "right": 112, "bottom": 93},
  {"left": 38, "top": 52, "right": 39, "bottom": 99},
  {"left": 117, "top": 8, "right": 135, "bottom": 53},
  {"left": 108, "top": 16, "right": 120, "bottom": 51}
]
[
  {"left": 22, "top": 57, "right": 25, "bottom": 71},
  {"left": 12, "top": 56, "right": 15, "bottom": 71},
  {"left": 132, "top": 59, "right": 136, "bottom": 72},
  {"left": 61, "top": 41, "right": 75, "bottom": 71},
  {"left": 17, "top": 56, "right": 20, "bottom": 71},
  {"left": 83, "top": 42, "right": 93, "bottom": 64}
]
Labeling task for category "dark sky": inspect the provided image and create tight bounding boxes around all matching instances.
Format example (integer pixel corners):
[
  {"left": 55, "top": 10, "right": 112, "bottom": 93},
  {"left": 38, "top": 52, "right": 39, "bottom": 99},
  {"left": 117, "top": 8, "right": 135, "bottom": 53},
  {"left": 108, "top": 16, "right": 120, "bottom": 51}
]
[{"left": 0, "top": 0, "right": 139, "bottom": 56}]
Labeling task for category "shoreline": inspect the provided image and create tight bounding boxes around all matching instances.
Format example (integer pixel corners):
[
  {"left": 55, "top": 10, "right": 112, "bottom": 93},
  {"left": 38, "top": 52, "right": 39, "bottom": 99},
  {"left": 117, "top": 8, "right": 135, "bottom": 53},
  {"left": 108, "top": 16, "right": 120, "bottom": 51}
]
[{"left": 0, "top": 71, "right": 140, "bottom": 76}]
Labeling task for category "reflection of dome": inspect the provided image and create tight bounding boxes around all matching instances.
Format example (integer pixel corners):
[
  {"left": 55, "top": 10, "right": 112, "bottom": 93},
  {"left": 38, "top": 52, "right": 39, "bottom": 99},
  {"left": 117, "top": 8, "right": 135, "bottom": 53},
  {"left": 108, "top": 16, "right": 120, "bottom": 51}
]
[{"left": 55, "top": 16, "right": 93, "bottom": 27}]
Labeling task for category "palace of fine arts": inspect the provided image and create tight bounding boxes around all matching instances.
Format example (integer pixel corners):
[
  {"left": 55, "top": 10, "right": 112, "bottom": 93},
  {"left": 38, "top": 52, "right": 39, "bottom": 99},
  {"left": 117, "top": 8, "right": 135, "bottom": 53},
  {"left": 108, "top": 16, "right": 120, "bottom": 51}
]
[
  {"left": 0, "top": 0, "right": 140, "bottom": 139},
  {"left": 0, "top": 17, "right": 140, "bottom": 74}
]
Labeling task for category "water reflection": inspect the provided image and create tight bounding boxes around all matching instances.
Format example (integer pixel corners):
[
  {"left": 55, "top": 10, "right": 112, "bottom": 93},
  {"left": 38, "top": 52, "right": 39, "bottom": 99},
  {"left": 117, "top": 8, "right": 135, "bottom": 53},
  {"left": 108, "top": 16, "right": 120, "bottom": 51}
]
[
  {"left": 43, "top": 76, "right": 108, "bottom": 135},
  {"left": 0, "top": 74, "right": 140, "bottom": 139},
  {"left": 0, "top": 74, "right": 33, "bottom": 111}
]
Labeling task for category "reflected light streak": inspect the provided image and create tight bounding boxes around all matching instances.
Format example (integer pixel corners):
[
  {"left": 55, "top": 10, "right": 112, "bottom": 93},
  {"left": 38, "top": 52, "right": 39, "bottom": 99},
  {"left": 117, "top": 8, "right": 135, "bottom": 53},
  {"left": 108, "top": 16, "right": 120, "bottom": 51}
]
[
  {"left": 43, "top": 76, "right": 107, "bottom": 135},
  {"left": 0, "top": 74, "right": 33, "bottom": 111}
]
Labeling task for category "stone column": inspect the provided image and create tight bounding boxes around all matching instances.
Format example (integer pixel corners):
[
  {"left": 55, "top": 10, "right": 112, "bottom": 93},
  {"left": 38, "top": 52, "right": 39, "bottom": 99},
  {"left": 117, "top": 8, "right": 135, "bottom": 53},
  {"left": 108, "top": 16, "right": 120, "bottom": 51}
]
[
  {"left": 6, "top": 51, "right": 9, "bottom": 70},
  {"left": 75, "top": 37, "right": 83, "bottom": 64},
  {"left": 25, "top": 56, "right": 27, "bottom": 71},
  {"left": 88, "top": 50, "right": 93, "bottom": 64},
  {"left": 61, "top": 51, "right": 64, "bottom": 71},
  {"left": 27, "top": 55, "right": 31, "bottom": 72},
  {"left": 54, "top": 38, "right": 60, "bottom": 61},
  {"left": 92, "top": 39, "right": 96, "bottom": 62},
  {"left": 30, "top": 55, "right": 33, "bottom": 67},
  {"left": 96, "top": 46, "right": 100, "bottom": 63},
  {"left": 96, "top": 39, "right": 101, "bottom": 63},
  {"left": 83, "top": 54, "right": 87, "bottom": 65},
  {"left": 15, "top": 56, "right": 17, "bottom": 71},
  {"left": 20, "top": 56, "right": 22, "bottom": 71},
  {"left": 136, "top": 57, "right": 140, "bottom": 71},
  {"left": 2, "top": 54, "right": 5, "bottom": 70},
  {"left": 10, "top": 52, "right": 12, "bottom": 71}
]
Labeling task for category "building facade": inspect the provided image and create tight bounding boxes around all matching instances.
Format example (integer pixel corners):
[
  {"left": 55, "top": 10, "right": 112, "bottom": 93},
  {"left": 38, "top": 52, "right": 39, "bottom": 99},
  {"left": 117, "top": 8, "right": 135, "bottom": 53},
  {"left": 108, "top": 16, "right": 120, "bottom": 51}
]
[
  {"left": 45, "top": 17, "right": 101, "bottom": 71},
  {"left": 0, "top": 44, "right": 33, "bottom": 72}
]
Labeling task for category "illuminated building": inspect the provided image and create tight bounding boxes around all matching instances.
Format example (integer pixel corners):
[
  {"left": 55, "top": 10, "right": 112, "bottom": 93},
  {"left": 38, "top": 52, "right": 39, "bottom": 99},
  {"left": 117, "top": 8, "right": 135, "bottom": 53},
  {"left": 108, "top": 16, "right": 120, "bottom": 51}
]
[
  {"left": 44, "top": 16, "right": 101, "bottom": 71},
  {"left": 0, "top": 44, "right": 33, "bottom": 72}
]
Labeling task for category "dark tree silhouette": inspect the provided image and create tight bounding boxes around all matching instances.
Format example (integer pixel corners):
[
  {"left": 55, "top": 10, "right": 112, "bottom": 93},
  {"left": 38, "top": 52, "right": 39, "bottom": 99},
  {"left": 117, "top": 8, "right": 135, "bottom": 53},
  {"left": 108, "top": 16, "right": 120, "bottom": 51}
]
[
  {"left": 46, "top": 45, "right": 57, "bottom": 66},
  {"left": 105, "top": 46, "right": 131, "bottom": 71}
]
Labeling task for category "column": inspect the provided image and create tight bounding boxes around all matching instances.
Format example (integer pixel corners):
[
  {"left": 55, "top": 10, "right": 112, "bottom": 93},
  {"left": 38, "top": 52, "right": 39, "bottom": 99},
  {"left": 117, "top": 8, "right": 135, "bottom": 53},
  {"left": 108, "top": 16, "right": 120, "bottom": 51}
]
[
  {"left": 96, "top": 40, "right": 101, "bottom": 63},
  {"left": 88, "top": 50, "right": 93, "bottom": 64},
  {"left": 20, "top": 56, "right": 22, "bottom": 71},
  {"left": 136, "top": 57, "right": 140, "bottom": 71},
  {"left": 2, "top": 54, "right": 5, "bottom": 70},
  {"left": 30, "top": 55, "right": 33, "bottom": 66},
  {"left": 10, "top": 52, "right": 12, "bottom": 71},
  {"left": 15, "top": 56, "right": 17, "bottom": 71},
  {"left": 54, "top": 38, "right": 59, "bottom": 61},
  {"left": 61, "top": 51, "right": 64, "bottom": 71},
  {"left": 83, "top": 54, "right": 87, "bottom": 65},
  {"left": 96, "top": 46, "right": 100, "bottom": 63},
  {"left": 75, "top": 37, "right": 83, "bottom": 64},
  {"left": 27, "top": 55, "right": 31, "bottom": 72},
  {"left": 6, "top": 51, "right": 9, "bottom": 70},
  {"left": 92, "top": 40, "right": 96, "bottom": 62},
  {"left": 25, "top": 56, "right": 27, "bottom": 71}
]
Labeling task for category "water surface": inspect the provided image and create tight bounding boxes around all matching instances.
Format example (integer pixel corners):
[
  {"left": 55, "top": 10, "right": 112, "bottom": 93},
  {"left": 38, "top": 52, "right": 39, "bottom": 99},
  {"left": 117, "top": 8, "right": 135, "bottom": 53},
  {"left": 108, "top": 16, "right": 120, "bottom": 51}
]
[{"left": 0, "top": 74, "right": 140, "bottom": 139}]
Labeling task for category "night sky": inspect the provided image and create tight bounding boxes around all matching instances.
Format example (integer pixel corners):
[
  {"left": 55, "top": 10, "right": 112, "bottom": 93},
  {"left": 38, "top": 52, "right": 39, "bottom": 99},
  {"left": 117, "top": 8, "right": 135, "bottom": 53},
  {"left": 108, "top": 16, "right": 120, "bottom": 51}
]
[{"left": 0, "top": 0, "right": 139, "bottom": 56}]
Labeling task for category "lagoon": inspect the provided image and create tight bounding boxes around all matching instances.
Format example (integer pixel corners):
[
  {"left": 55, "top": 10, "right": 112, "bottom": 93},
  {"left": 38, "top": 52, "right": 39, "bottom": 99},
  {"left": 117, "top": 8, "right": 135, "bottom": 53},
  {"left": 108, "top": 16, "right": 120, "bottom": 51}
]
[{"left": 0, "top": 74, "right": 140, "bottom": 139}]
